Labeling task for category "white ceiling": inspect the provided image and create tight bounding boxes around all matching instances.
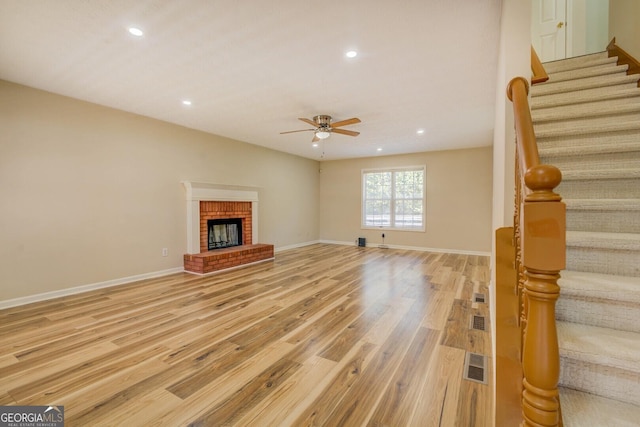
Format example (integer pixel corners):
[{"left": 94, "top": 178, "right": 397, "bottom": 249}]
[{"left": 0, "top": 0, "right": 502, "bottom": 161}]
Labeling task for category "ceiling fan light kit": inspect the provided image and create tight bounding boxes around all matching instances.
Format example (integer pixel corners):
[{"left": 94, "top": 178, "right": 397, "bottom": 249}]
[{"left": 280, "top": 115, "right": 361, "bottom": 143}]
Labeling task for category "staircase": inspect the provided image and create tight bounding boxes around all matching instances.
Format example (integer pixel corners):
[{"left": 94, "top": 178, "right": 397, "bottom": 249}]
[{"left": 530, "top": 52, "right": 640, "bottom": 425}]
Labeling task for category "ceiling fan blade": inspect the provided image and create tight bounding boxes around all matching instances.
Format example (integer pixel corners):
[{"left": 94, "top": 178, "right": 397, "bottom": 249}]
[
  {"left": 312, "top": 135, "right": 320, "bottom": 142},
  {"left": 332, "top": 128, "right": 360, "bottom": 137},
  {"left": 298, "top": 117, "right": 318, "bottom": 127},
  {"left": 280, "top": 129, "right": 315, "bottom": 134},
  {"left": 331, "top": 117, "right": 361, "bottom": 128}
]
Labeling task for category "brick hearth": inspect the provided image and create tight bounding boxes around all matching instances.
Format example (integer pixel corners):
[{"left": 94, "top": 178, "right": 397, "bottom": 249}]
[{"left": 184, "top": 244, "right": 274, "bottom": 275}]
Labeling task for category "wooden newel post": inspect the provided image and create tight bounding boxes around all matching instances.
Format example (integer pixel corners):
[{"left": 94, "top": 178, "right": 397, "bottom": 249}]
[{"left": 521, "top": 165, "right": 565, "bottom": 427}]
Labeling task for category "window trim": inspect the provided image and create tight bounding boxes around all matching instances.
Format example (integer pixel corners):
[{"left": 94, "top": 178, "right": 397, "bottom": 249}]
[{"left": 361, "top": 165, "right": 426, "bottom": 232}]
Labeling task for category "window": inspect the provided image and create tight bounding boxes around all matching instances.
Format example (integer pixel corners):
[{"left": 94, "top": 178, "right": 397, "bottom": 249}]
[{"left": 362, "top": 166, "right": 425, "bottom": 230}]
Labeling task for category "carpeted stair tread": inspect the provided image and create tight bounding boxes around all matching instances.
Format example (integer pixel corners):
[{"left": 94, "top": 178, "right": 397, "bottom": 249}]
[
  {"left": 542, "top": 52, "right": 611, "bottom": 74},
  {"left": 544, "top": 62, "right": 627, "bottom": 83},
  {"left": 566, "top": 230, "right": 640, "bottom": 251},
  {"left": 558, "top": 322, "right": 640, "bottom": 374},
  {"left": 538, "top": 135, "right": 640, "bottom": 157},
  {"left": 532, "top": 73, "right": 640, "bottom": 97},
  {"left": 561, "top": 167, "right": 640, "bottom": 181},
  {"left": 560, "top": 270, "right": 640, "bottom": 305},
  {"left": 531, "top": 86, "right": 640, "bottom": 110},
  {"left": 534, "top": 115, "right": 640, "bottom": 139},
  {"left": 564, "top": 199, "right": 640, "bottom": 211},
  {"left": 558, "top": 322, "right": 640, "bottom": 404},
  {"left": 547, "top": 153, "right": 640, "bottom": 171},
  {"left": 558, "top": 271, "right": 640, "bottom": 332},
  {"left": 559, "top": 387, "right": 640, "bottom": 427},
  {"left": 532, "top": 97, "right": 640, "bottom": 123}
]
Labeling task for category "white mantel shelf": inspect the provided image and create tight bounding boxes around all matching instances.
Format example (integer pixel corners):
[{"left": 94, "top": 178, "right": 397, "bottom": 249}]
[{"left": 182, "top": 181, "right": 259, "bottom": 255}]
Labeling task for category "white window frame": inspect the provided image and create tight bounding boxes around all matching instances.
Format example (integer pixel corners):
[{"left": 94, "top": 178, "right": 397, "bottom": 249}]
[{"left": 361, "top": 165, "right": 426, "bottom": 232}]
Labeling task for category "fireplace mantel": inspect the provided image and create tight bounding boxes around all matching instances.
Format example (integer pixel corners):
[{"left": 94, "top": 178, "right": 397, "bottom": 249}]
[{"left": 182, "top": 181, "right": 259, "bottom": 254}]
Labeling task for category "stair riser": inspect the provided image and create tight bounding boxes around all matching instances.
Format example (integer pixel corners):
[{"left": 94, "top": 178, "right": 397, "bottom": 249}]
[
  {"left": 559, "top": 357, "right": 640, "bottom": 405},
  {"left": 542, "top": 52, "right": 610, "bottom": 74},
  {"left": 566, "top": 247, "right": 640, "bottom": 277},
  {"left": 547, "top": 63, "right": 627, "bottom": 83},
  {"left": 532, "top": 99, "right": 640, "bottom": 123},
  {"left": 558, "top": 178, "right": 640, "bottom": 199},
  {"left": 537, "top": 130, "right": 640, "bottom": 150},
  {"left": 534, "top": 112, "right": 640, "bottom": 138},
  {"left": 566, "top": 210, "right": 640, "bottom": 233},
  {"left": 531, "top": 85, "right": 640, "bottom": 109},
  {"left": 542, "top": 152, "right": 640, "bottom": 171},
  {"left": 532, "top": 74, "right": 640, "bottom": 97},
  {"left": 557, "top": 298, "right": 640, "bottom": 333}
]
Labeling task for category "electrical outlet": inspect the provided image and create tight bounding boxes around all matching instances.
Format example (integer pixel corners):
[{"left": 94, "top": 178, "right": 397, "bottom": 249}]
[{"left": 162, "top": 248, "right": 168, "bottom": 257}]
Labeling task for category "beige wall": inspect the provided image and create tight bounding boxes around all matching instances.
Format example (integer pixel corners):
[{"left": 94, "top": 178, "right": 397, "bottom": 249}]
[
  {"left": 609, "top": 0, "right": 640, "bottom": 60},
  {"left": 319, "top": 147, "right": 493, "bottom": 253},
  {"left": 0, "top": 80, "right": 320, "bottom": 301}
]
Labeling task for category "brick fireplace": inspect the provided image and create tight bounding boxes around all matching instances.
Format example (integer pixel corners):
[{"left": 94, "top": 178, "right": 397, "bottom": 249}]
[
  {"left": 199, "top": 201, "right": 252, "bottom": 252},
  {"left": 182, "top": 181, "right": 274, "bottom": 274}
]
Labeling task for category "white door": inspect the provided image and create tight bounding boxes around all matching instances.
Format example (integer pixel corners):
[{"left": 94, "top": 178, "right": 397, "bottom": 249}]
[{"left": 532, "top": 0, "right": 567, "bottom": 62}]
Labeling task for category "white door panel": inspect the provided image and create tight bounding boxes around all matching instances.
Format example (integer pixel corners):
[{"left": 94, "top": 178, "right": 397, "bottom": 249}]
[{"left": 532, "top": 0, "right": 567, "bottom": 62}]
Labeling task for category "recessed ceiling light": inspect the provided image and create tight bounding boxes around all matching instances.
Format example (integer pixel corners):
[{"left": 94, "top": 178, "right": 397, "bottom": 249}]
[
  {"left": 182, "top": 100, "right": 192, "bottom": 106},
  {"left": 417, "top": 129, "right": 425, "bottom": 135},
  {"left": 377, "top": 148, "right": 383, "bottom": 152},
  {"left": 346, "top": 50, "right": 358, "bottom": 58},
  {"left": 312, "top": 143, "right": 319, "bottom": 148},
  {"left": 128, "top": 27, "right": 144, "bottom": 37}
]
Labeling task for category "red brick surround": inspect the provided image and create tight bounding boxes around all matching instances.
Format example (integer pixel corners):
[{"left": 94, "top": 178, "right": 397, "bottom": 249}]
[
  {"left": 199, "top": 201, "right": 252, "bottom": 253},
  {"left": 184, "top": 200, "right": 272, "bottom": 275}
]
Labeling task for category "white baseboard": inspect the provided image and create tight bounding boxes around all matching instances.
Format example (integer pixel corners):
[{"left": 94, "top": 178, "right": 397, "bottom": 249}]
[
  {"left": 0, "top": 267, "right": 184, "bottom": 310},
  {"left": 274, "top": 240, "right": 321, "bottom": 252},
  {"left": 318, "top": 239, "right": 491, "bottom": 257}
]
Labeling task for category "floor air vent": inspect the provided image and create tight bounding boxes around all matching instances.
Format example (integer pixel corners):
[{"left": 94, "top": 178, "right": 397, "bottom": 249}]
[
  {"left": 463, "top": 352, "right": 487, "bottom": 384},
  {"left": 470, "top": 315, "right": 486, "bottom": 331},
  {"left": 473, "top": 293, "right": 486, "bottom": 303}
]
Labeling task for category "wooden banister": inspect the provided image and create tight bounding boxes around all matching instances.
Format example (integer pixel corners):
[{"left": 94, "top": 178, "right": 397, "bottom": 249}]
[
  {"left": 531, "top": 47, "right": 549, "bottom": 84},
  {"left": 506, "top": 76, "right": 566, "bottom": 427}
]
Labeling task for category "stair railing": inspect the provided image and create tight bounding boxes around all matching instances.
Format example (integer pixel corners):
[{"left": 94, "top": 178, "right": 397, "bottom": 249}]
[
  {"left": 531, "top": 47, "right": 549, "bottom": 84},
  {"left": 507, "top": 76, "right": 566, "bottom": 427}
]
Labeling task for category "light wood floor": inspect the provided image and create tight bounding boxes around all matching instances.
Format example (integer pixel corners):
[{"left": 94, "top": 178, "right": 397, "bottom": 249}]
[{"left": 0, "top": 244, "right": 492, "bottom": 426}]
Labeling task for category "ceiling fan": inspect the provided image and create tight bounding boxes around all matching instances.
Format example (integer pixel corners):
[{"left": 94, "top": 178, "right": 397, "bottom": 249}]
[{"left": 280, "top": 115, "right": 361, "bottom": 142}]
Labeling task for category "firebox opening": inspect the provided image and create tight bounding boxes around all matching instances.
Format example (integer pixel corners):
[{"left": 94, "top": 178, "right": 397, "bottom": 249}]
[{"left": 207, "top": 218, "right": 243, "bottom": 250}]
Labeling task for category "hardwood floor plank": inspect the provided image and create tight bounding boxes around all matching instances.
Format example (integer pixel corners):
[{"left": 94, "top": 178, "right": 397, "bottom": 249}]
[
  {"left": 290, "top": 341, "right": 378, "bottom": 426},
  {"left": 0, "top": 342, "right": 120, "bottom": 395},
  {"left": 0, "top": 354, "right": 19, "bottom": 368},
  {"left": 188, "top": 357, "right": 302, "bottom": 426},
  {"left": 236, "top": 355, "right": 336, "bottom": 427},
  {"left": 367, "top": 327, "right": 442, "bottom": 426},
  {"left": 0, "top": 392, "right": 16, "bottom": 405},
  {"left": 410, "top": 345, "right": 467, "bottom": 427},
  {"left": 151, "top": 342, "right": 297, "bottom": 426},
  {"left": 318, "top": 300, "right": 389, "bottom": 362},
  {"left": 320, "top": 299, "right": 431, "bottom": 426},
  {"left": 0, "top": 244, "right": 492, "bottom": 425},
  {"left": 10, "top": 344, "right": 172, "bottom": 404}
]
